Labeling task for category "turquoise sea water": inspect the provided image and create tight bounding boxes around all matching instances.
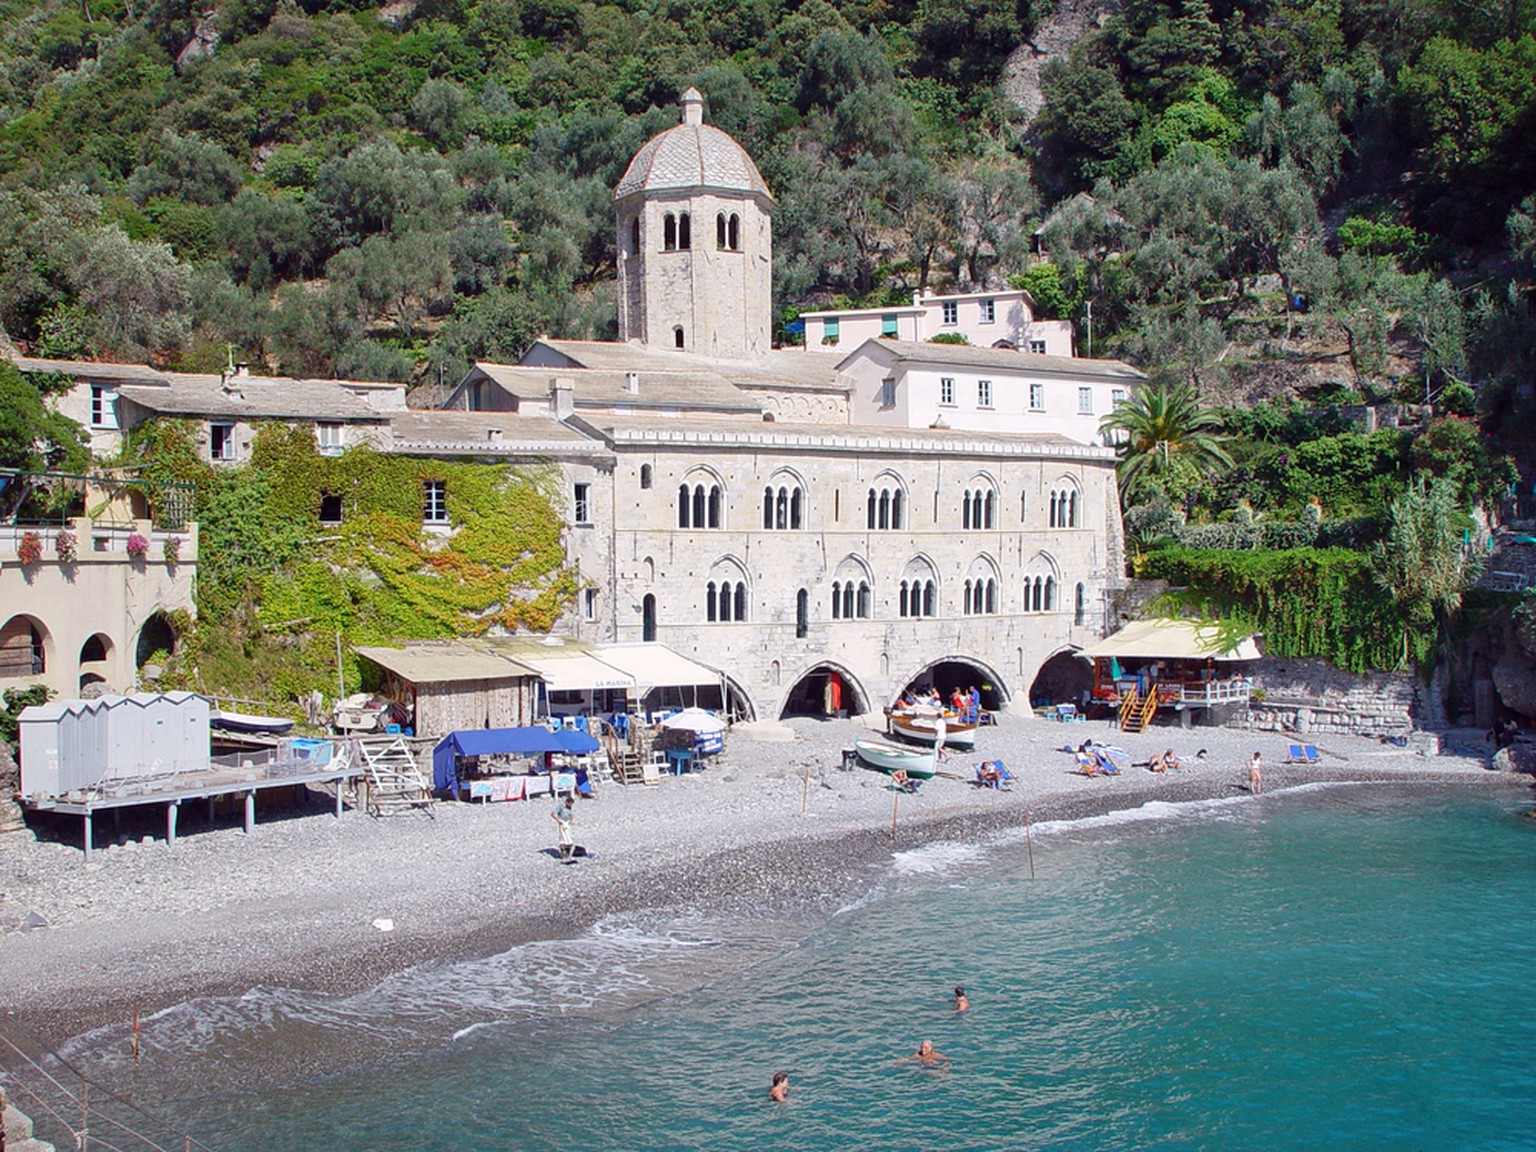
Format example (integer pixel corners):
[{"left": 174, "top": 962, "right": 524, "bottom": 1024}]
[{"left": 161, "top": 784, "right": 1534, "bottom": 1151}]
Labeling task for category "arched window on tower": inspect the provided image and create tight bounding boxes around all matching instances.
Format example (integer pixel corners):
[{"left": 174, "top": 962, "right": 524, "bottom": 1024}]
[
  {"left": 1074, "top": 582, "right": 1087, "bottom": 625},
  {"left": 664, "top": 214, "right": 677, "bottom": 251},
  {"left": 679, "top": 212, "right": 691, "bottom": 250},
  {"left": 716, "top": 213, "right": 727, "bottom": 250},
  {"left": 728, "top": 213, "right": 740, "bottom": 251},
  {"left": 630, "top": 217, "right": 640, "bottom": 256},
  {"left": 796, "top": 589, "right": 809, "bottom": 638},
  {"left": 674, "top": 326, "right": 686, "bottom": 349}
]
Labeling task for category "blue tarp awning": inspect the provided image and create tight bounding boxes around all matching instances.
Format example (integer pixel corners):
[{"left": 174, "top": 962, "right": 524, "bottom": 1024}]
[{"left": 432, "top": 726, "right": 600, "bottom": 793}]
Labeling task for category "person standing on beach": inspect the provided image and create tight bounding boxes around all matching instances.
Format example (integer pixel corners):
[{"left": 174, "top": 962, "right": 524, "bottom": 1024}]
[
  {"left": 769, "top": 1071, "right": 790, "bottom": 1102},
  {"left": 552, "top": 795, "right": 575, "bottom": 860},
  {"left": 1248, "top": 751, "right": 1263, "bottom": 795}
]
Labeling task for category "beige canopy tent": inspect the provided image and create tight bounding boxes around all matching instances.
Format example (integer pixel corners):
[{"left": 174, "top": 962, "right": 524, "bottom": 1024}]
[{"left": 1079, "top": 618, "right": 1262, "bottom": 662}]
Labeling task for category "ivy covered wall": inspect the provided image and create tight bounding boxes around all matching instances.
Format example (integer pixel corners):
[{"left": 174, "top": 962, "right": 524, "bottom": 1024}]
[{"left": 120, "top": 419, "right": 579, "bottom": 706}]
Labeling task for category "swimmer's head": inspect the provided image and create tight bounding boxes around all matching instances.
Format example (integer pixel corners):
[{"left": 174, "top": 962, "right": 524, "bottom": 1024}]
[
  {"left": 772, "top": 1071, "right": 788, "bottom": 1087},
  {"left": 954, "top": 987, "right": 965, "bottom": 997}
]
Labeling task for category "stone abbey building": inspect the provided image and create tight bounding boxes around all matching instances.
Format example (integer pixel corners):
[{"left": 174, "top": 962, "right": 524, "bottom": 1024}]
[{"left": 442, "top": 90, "right": 1133, "bottom": 720}]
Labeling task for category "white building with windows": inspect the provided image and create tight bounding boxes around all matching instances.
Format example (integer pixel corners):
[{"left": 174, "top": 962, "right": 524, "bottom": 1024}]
[
  {"left": 799, "top": 288, "right": 1076, "bottom": 357},
  {"left": 838, "top": 339, "right": 1144, "bottom": 446}
]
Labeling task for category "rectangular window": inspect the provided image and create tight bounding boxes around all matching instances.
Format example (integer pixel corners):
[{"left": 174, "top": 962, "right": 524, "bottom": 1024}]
[
  {"left": 979, "top": 298, "right": 995, "bottom": 324},
  {"left": 978, "top": 379, "right": 992, "bottom": 408},
  {"left": 1029, "top": 383, "right": 1045, "bottom": 411},
  {"left": 940, "top": 377, "right": 956, "bottom": 405},
  {"left": 316, "top": 422, "right": 343, "bottom": 454},
  {"left": 881, "top": 314, "right": 899, "bottom": 337},
  {"left": 583, "top": 588, "right": 598, "bottom": 621},
  {"left": 941, "top": 301, "right": 958, "bottom": 326},
  {"left": 880, "top": 378, "right": 897, "bottom": 407},
  {"left": 573, "top": 482, "right": 592, "bottom": 525},
  {"left": 89, "top": 384, "right": 117, "bottom": 429},
  {"left": 1112, "top": 388, "right": 1126, "bottom": 408},
  {"left": 423, "top": 479, "right": 448, "bottom": 524},
  {"left": 1078, "top": 387, "right": 1094, "bottom": 415},
  {"left": 822, "top": 317, "right": 840, "bottom": 345},
  {"left": 210, "top": 422, "right": 236, "bottom": 461},
  {"left": 1028, "top": 339, "right": 1047, "bottom": 354}
]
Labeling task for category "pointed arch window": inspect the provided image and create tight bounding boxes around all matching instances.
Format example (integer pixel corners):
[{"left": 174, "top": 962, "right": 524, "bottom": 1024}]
[
  {"left": 728, "top": 213, "right": 740, "bottom": 250},
  {"left": 1074, "top": 582, "right": 1086, "bottom": 625},
  {"left": 674, "top": 326, "right": 686, "bottom": 349},
  {"left": 866, "top": 478, "right": 905, "bottom": 531},
  {"left": 796, "top": 589, "right": 809, "bottom": 638},
  {"left": 678, "top": 212, "right": 691, "bottom": 250},
  {"left": 664, "top": 213, "right": 677, "bottom": 251},
  {"left": 680, "top": 477, "right": 723, "bottom": 529},
  {"left": 630, "top": 217, "right": 641, "bottom": 256},
  {"left": 717, "top": 213, "right": 728, "bottom": 250}
]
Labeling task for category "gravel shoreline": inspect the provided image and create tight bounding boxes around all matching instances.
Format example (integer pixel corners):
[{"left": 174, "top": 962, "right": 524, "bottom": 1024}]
[{"left": 0, "top": 713, "right": 1524, "bottom": 1052}]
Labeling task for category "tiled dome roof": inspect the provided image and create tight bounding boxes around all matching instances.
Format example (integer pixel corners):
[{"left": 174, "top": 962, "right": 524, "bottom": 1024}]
[{"left": 614, "top": 89, "right": 773, "bottom": 201}]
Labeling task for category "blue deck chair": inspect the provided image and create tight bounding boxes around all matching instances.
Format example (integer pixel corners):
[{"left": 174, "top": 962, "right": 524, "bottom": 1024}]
[
  {"left": 574, "top": 767, "right": 595, "bottom": 797},
  {"left": 1287, "top": 744, "right": 1320, "bottom": 764}
]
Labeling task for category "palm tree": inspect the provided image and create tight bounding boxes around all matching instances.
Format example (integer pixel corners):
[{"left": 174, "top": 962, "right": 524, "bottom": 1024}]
[{"left": 1098, "top": 380, "right": 1233, "bottom": 499}]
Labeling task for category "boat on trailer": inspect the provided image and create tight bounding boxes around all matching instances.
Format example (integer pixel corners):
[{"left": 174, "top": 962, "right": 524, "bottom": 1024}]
[{"left": 888, "top": 711, "right": 977, "bottom": 750}]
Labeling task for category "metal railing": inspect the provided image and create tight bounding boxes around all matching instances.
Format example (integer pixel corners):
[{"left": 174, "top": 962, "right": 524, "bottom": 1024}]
[{"left": 0, "top": 1019, "right": 218, "bottom": 1152}]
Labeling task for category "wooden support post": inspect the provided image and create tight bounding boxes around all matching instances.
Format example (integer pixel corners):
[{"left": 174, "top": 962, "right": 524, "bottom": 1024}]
[
  {"left": 166, "top": 800, "right": 178, "bottom": 850},
  {"left": 82, "top": 811, "right": 93, "bottom": 862},
  {"left": 244, "top": 789, "right": 255, "bottom": 834}
]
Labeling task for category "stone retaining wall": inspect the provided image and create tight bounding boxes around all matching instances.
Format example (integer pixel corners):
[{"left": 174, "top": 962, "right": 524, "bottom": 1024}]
[{"left": 1234, "top": 657, "right": 1418, "bottom": 738}]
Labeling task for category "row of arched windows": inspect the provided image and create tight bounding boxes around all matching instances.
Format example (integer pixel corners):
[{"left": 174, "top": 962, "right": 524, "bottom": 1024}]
[
  {"left": 962, "top": 488, "right": 996, "bottom": 531},
  {"left": 647, "top": 212, "right": 743, "bottom": 253},
  {"left": 867, "top": 486, "right": 906, "bottom": 530},
  {"left": 678, "top": 483, "right": 722, "bottom": 529},
  {"left": 661, "top": 474, "right": 1083, "bottom": 531},
  {"left": 697, "top": 576, "right": 1084, "bottom": 622},
  {"left": 1049, "top": 489, "right": 1080, "bottom": 528},
  {"left": 705, "top": 580, "right": 748, "bottom": 622},
  {"left": 663, "top": 212, "right": 691, "bottom": 251},
  {"left": 831, "top": 580, "right": 873, "bottom": 619},
  {"left": 763, "top": 485, "right": 804, "bottom": 530},
  {"left": 717, "top": 212, "right": 741, "bottom": 251}
]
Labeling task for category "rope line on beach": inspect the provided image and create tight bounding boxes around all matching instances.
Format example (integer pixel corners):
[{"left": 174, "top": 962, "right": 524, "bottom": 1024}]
[{"left": 0, "top": 1020, "right": 219, "bottom": 1152}]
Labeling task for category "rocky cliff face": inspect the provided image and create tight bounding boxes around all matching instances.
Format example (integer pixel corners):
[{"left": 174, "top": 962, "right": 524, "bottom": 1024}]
[{"left": 1002, "top": 0, "right": 1121, "bottom": 128}]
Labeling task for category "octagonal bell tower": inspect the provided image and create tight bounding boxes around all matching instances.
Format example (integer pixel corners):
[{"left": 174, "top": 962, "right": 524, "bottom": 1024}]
[{"left": 614, "top": 88, "right": 774, "bottom": 360}]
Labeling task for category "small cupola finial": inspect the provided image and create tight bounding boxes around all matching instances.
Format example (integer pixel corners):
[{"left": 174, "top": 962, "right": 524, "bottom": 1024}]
[{"left": 680, "top": 87, "right": 704, "bottom": 126}]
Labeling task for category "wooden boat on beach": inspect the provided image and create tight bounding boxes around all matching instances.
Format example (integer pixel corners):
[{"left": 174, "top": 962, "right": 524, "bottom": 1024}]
[
  {"left": 888, "top": 711, "right": 977, "bottom": 750},
  {"left": 854, "top": 737, "right": 942, "bottom": 779},
  {"left": 209, "top": 709, "right": 295, "bottom": 736}
]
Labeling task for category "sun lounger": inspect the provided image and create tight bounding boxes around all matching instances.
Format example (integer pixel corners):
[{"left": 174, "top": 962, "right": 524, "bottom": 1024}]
[
  {"left": 975, "top": 760, "right": 1013, "bottom": 789},
  {"left": 1286, "top": 744, "right": 1320, "bottom": 764}
]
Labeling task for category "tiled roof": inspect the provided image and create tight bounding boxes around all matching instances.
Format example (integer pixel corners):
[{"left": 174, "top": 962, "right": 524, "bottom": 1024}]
[
  {"left": 117, "top": 377, "right": 384, "bottom": 421},
  {"left": 839, "top": 339, "right": 1145, "bottom": 380},
  {"left": 389, "top": 410, "right": 611, "bottom": 454},
  {"left": 471, "top": 363, "right": 761, "bottom": 413},
  {"left": 615, "top": 124, "right": 772, "bottom": 200}
]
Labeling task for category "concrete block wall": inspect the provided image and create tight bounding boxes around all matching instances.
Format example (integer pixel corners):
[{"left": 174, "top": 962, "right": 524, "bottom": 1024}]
[{"left": 1235, "top": 657, "right": 1418, "bottom": 737}]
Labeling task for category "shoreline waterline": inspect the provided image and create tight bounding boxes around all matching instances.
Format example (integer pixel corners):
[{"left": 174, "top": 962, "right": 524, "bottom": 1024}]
[{"left": 12, "top": 773, "right": 1526, "bottom": 1090}]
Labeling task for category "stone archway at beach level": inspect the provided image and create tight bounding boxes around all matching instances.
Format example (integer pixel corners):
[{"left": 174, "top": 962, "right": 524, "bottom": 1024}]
[
  {"left": 1027, "top": 649, "right": 1092, "bottom": 712},
  {"left": 778, "top": 663, "right": 870, "bottom": 720},
  {"left": 898, "top": 657, "right": 1011, "bottom": 712}
]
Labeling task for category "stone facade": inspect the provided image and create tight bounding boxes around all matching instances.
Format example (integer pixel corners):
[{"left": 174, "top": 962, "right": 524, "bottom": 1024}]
[{"left": 581, "top": 417, "right": 1122, "bottom": 719}]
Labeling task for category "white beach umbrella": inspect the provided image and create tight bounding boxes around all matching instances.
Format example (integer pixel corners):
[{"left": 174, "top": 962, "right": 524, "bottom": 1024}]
[{"left": 659, "top": 707, "right": 727, "bottom": 734}]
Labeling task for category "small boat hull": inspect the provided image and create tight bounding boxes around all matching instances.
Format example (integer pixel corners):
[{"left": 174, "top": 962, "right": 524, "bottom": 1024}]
[
  {"left": 854, "top": 738, "right": 940, "bottom": 778},
  {"left": 888, "top": 713, "right": 977, "bottom": 750},
  {"left": 210, "top": 709, "right": 295, "bottom": 736}
]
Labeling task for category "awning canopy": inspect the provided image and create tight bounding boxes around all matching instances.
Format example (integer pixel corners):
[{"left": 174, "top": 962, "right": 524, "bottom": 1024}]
[
  {"left": 432, "top": 726, "right": 600, "bottom": 792},
  {"left": 516, "top": 651, "right": 636, "bottom": 692},
  {"left": 593, "top": 643, "right": 722, "bottom": 693},
  {"left": 1077, "top": 619, "right": 1262, "bottom": 662},
  {"left": 355, "top": 644, "right": 534, "bottom": 684}
]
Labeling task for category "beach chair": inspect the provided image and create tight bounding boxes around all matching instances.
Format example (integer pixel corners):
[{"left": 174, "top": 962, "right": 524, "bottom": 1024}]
[
  {"left": 1075, "top": 752, "right": 1102, "bottom": 777},
  {"left": 1286, "top": 744, "right": 1320, "bottom": 764},
  {"left": 974, "top": 760, "right": 1013, "bottom": 789}
]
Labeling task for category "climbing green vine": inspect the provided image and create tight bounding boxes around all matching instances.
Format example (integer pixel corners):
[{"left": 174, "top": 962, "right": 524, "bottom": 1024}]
[
  {"left": 118, "top": 419, "right": 579, "bottom": 706},
  {"left": 1138, "top": 547, "right": 1429, "bottom": 673}
]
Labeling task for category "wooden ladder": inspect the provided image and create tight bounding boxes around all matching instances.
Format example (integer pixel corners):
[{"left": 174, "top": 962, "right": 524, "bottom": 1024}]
[{"left": 358, "top": 736, "right": 436, "bottom": 817}]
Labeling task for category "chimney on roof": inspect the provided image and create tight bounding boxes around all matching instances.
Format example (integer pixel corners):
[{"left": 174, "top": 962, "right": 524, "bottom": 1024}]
[
  {"left": 680, "top": 87, "right": 704, "bottom": 126},
  {"left": 624, "top": 371, "right": 639, "bottom": 394},
  {"left": 552, "top": 377, "right": 575, "bottom": 420},
  {"left": 487, "top": 427, "right": 503, "bottom": 443}
]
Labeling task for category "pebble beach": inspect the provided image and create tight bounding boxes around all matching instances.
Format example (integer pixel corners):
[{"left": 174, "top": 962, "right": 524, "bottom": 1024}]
[{"left": 0, "top": 711, "right": 1523, "bottom": 1068}]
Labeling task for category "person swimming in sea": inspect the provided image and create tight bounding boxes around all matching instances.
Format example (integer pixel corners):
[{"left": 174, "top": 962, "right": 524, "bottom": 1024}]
[
  {"left": 897, "top": 1040, "right": 951, "bottom": 1070},
  {"left": 953, "top": 986, "right": 970, "bottom": 1012},
  {"left": 769, "top": 1071, "right": 790, "bottom": 1102}
]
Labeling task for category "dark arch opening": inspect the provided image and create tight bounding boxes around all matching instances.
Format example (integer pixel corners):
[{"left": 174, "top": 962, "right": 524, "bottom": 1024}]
[
  {"left": 0, "top": 615, "right": 48, "bottom": 677},
  {"left": 779, "top": 664, "right": 870, "bottom": 720},
  {"left": 642, "top": 594, "right": 657, "bottom": 642},
  {"left": 899, "top": 659, "right": 1007, "bottom": 712},
  {"left": 135, "top": 612, "right": 177, "bottom": 670},
  {"left": 1028, "top": 650, "right": 1093, "bottom": 712}
]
